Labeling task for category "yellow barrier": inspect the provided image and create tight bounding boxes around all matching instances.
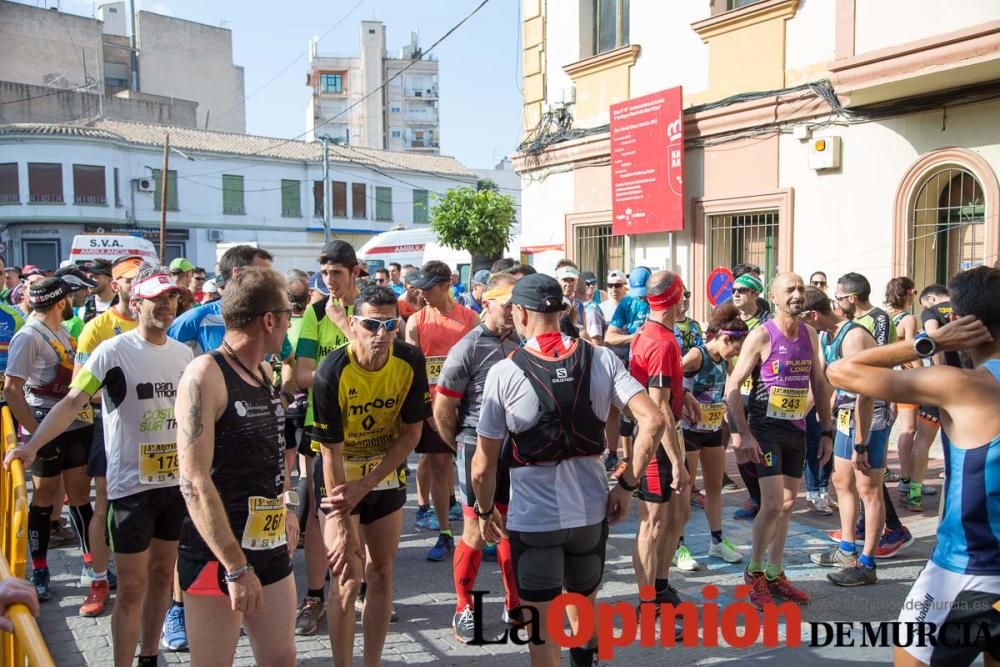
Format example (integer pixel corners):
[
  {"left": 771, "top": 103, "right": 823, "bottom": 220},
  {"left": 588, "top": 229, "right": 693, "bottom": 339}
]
[{"left": 0, "top": 406, "right": 54, "bottom": 667}]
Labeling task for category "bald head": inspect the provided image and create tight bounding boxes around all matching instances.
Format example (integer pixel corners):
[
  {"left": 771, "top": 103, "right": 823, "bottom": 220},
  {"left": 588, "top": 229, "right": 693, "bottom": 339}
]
[{"left": 770, "top": 272, "right": 807, "bottom": 317}]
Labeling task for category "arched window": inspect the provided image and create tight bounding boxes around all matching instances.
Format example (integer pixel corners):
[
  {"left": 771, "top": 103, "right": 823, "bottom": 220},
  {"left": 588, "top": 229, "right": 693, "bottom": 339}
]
[{"left": 908, "top": 167, "right": 985, "bottom": 287}]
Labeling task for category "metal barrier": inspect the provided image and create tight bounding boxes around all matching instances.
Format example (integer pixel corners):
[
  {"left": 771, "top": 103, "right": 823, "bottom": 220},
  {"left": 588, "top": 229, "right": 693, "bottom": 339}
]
[{"left": 0, "top": 406, "right": 54, "bottom": 667}]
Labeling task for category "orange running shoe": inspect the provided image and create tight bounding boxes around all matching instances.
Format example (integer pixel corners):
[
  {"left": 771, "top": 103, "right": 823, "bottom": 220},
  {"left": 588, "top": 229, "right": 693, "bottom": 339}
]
[
  {"left": 765, "top": 573, "right": 811, "bottom": 605},
  {"left": 745, "top": 570, "right": 774, "bottom": 610},
  {"left": 79, "top": 579, "right": 110, "bottom": 617}
]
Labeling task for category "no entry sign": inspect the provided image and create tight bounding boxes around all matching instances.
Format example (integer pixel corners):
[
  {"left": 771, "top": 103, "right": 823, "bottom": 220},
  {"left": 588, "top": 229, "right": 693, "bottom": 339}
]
[{"left": 707, "top": 267, "right": 734, "bottom": 306}]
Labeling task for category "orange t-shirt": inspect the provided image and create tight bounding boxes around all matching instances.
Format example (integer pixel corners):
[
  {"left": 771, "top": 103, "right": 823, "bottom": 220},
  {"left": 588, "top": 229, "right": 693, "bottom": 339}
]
[
  {"left": 398, "top": 297, "right": 419, "bottom": 319},
  {"left": 409, "top": 302, "right": 479, "bottom": 391}
]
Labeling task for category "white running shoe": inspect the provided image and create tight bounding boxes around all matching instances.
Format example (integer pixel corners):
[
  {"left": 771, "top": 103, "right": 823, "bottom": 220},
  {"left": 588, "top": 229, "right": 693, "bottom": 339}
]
[
  {"left": 708, "top": 537, "right": 744, "bottom": 564},
  {"left": 673, "top": 545, "right": 701, "bottom": 571}
]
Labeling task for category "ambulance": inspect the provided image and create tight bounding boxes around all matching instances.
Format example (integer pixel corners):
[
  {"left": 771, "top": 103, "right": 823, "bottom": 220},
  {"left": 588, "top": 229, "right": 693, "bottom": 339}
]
[{"left": 69, "top": 234, "right": 159, "bottom": 264}]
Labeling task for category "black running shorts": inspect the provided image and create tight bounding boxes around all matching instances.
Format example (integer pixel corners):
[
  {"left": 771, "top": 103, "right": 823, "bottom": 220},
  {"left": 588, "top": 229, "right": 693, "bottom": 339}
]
[
  {"left": 509, "top": 521, "right": 609, "bottom": 603},
  {"left": 108, "top": 487, "right": 185, "bottom": 554}
]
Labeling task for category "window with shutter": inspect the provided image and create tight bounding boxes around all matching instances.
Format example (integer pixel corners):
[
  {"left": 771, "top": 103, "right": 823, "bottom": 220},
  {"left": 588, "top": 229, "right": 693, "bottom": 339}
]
[
  {"left": 281, "top": 180, "right": 301, "bottom": 217},
  {"left": 412, "top": 189, "right": 428, "bottom": 224},
  {"left": 73, "top": 164, "right": 106, "bottom": 205},
  {"left": 332, "top": 181, "right": 347, "bottom": 218},
  {"left": 352, "top": 183, "right": 367, "bottom": 219},
  {"left": 222, "top": 175, "right": 245, "bottom": 215},
  {"left": 152, "top": 169, "right": 178, "bottom": 211},
  {"left": 0, "top": 163, "right": 18, "bottom": 204},
  {"left": 28, "top": 163, "right": 63, "bottom": 204},
  {"left": 375, "top": 187, "right": 393, "bottom": 221}
]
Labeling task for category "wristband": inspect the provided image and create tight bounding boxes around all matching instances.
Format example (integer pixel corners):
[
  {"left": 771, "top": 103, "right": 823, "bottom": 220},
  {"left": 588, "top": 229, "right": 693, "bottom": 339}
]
[
  {"left": 853, "top": 444, "right": 869, "bottom": 454},
  {"left": 617, "top": 475, "right": 639, "bottom": 492},
  {"left": 224, "top": 562, "right": 254, "bottom": 583},
  {"left": 473, "top": 501, "right": 494, "bottom": 518}
]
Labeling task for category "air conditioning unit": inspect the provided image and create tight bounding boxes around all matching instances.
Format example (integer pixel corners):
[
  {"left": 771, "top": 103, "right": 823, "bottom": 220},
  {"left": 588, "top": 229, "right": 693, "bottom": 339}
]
[
  {"left": 207, "top": 229, "right": 224, "bottom": 242},
  {"left": 137, "top": 178, "right": 155, "bottom": 192}
]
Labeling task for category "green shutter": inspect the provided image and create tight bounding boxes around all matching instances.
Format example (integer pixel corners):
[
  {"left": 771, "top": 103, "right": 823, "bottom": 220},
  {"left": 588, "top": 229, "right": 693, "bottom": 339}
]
[
  {"left": 281, "top": 179, "right": 301, "bottom": 217},
  {"left": 375, "top": 186, "right": 393, "bottom": 221},
  {"left": 412, "top": 189, "right": 428, "bottom": 224},
  {"left": 222, "top": 174, "right": 244, "bottom": 214},
  {"left": 153, "top": 169, "right": 178, "bottom": 211}
]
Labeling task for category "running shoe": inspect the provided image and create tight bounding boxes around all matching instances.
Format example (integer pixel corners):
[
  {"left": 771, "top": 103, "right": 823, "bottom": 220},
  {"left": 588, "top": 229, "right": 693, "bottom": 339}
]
[
  {"left": 765, "top": 573, "right": 811, "bottom": 605},
  {"left": 482, "top": 542, "right": 498, "bottom": 562},
  {"left": 453, "top": 606, "right": 477, "bottom": 643},
  {"left": 827, "top": 564, "right": 877, "bottom": 587},
  {"left": 883, "top": 469, "right": 901, "bottom": 483},
  {"left": 733, "top": 498, "right": 759, "bottom": 520},
  {"left": 160, "top": 604, "right": 188, "bottom": 651},
  {"left": 690, "top": 492, "right": 706, "bottom": 510},
  {"left": 708, "top": 537, "right": 743, "bottom": 563},
  {"left": 449, "top": 500, "right": 463, "bottom": 522},
  {"left": 655, "top": 584, "right": 681, "bottom": 607},
  {"left": 875, "top": 526, "right": 914, "bottom": 558},
  {"left": 79, "top": 564, "right": 116, "bottom": 589},
  {"left": 745, "top": 570, "right": 773, "bottom": 610},
  {"left": 414, "top": 507, "right": 439, "bottom": 531},
  {"left": 49, "top": 521, "right": 78, "bottom": 548},
  {"left": 672, "top": 545, "right": 700, "bottom": 572},
  {"left": 79, "top": 580, "right": 110, "bottom": 617},
  {"left": 904, "top": 493, "right": 923, "bottom": 512},
  {"left": 897, "top": 481, "right": 938, "bottom": 497},
  {"left": 824, "top": 492, "right": 839, "bottom": 509},
  {"left": 806, "top": 495, "right": 833, "bottom": 516},
  {"left": 30, "top": 567, "right": 51, "bottom": 602},
  {"left": 426, "top": 533, "right": 455, "bottom": 562},
  {"left": 721, "top": 472, "right": 739, "bottom": 490},
  {"left": 294, "top": 596, "right": 325, "bottom": 636},
  {"left": 502, "top": 606, "right": 525, "bottom": 626},
  {"left": 826, "top": 519, "right": 865, "bottom": 544},
  {"left": 809, "top": 546, "right": 857, "bottom": 568}
]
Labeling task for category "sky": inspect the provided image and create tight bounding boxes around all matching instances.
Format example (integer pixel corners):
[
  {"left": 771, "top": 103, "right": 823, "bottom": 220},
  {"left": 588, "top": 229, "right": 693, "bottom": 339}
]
[{"left": 49, "top": 0, "right": 523, "bottom": 169}]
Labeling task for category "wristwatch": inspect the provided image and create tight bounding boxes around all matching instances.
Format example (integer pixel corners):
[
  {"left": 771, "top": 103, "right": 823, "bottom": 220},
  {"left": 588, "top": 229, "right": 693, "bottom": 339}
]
[
  {"left": 282, "top": 490, "right": 300, "bottom": 508},
  {"left": 853, "top": 444, "right": 869, "bottom": 454},
  {"left": 473, "top": 500, "right": 494, "bottom": 518},
  {"left": 914, "top": 332, "right": 937, "bottom": 359}
]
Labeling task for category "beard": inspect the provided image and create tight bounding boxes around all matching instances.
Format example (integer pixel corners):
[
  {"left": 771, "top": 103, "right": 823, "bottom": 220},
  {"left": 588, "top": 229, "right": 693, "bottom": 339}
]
[{"left": 62, "top": 300, "right": 75, "bottom": 321}]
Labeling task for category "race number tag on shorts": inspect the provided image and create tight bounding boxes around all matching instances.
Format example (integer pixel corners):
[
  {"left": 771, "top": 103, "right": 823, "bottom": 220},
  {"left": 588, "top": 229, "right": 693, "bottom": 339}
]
[
  {"left": 425, "top": 356, "right": 447, "bottom": 386},
  {"left": 740, "top": 376, "right": 753, "bottom": 397},
  {"left": 139, "top": 442, "right": 178, "bottom": 484},
  {"left": 837, "top": 408, "right": 852, "bottom": 436},
  {"left": 696, "top": 402, "right": 726, "bottom": 431},
  {"left": 346, "top": 456, "right": 398, "bottom": 491},
  {"left": 76, "top": 404, "right": 95, "bottom": 424},
  {"left": 766, "top": 387, "right": 808, "bottom": 420},
  {"left": 241, "top": 496, "right": 286, "bottom": 550}
]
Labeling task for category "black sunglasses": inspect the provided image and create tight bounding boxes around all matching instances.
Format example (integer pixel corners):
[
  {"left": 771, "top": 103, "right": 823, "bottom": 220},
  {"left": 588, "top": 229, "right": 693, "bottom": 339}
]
[
  {"left": 585, "top": 280, "right": 598, "bottom": 286},
  {"left": 732, "top": 287, "right": 752, "bottom": 295}
]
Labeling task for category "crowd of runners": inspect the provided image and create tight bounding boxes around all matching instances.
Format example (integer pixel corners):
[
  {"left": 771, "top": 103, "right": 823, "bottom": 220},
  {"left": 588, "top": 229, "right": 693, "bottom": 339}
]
[{"left": 0, "top": 242, "right": 996, "bottom": 667}]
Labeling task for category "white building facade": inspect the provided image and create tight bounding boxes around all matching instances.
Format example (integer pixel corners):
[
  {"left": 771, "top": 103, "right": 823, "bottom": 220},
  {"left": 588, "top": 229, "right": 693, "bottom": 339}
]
[
  {"left": 517, "top": 0, "right": 1000, "bottom": 319},
  {"left": 0, "top": 119, "right": 476, "bottom": 271},
  {"left": 306, "top": 21, "right": 440, "bottom": 154}
]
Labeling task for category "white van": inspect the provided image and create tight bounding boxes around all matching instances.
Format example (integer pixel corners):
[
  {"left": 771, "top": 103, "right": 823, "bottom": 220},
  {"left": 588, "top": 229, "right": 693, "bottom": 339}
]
[{"left": 69, "top": 234, "right": 159, "bottom": 264}]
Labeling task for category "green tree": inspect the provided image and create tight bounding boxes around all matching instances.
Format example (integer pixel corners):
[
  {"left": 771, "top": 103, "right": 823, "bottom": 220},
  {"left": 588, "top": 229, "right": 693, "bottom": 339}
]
[{"left": 429, "top": 186, "right": 516, "bottom": 259}]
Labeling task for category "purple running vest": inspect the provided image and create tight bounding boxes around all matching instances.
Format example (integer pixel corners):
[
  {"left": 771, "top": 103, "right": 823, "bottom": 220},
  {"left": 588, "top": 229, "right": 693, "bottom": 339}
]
[{"left": 748, "top": 319, "right": 813, "bottom": 431}]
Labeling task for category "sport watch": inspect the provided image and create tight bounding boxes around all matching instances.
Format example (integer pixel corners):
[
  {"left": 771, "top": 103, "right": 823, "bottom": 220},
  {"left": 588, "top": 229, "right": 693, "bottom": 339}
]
[
  {"left": 473, "top": 500, "right": 494, "bottom": 518},
  {"left": 282, "top": 490, "right": 300, "bottom": 508},
  {"left": 914, "top": 332, "right": 937, "bottom": 359},
  {"left": 853, "top": 444, "right": 869, "bottom": 454}
]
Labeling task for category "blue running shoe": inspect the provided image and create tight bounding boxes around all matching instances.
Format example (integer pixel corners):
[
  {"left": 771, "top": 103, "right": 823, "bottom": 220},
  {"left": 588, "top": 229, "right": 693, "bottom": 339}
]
[
  {"left": 30, "top": 567, "right": 51, "bottom": 602},
  {"left": 733, "top": 499, "right": 759, "bottom": 520},
  {"left": 426, "top": 533, "right": 455, "bottom": 562},
  {"left": 161, "top": 604, "right": 188, "bottom": 651},
  {"left": 449, "top": 500, "right": 463, "bottom": 522},
  {"left": 415, "top": 507, "right": 440, "bottom": 531}
]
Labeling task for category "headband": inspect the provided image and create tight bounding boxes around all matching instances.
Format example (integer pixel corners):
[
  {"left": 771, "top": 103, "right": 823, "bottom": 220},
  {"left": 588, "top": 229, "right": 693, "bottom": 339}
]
[
  {"left": 734, "top": 274, "right": 763, "bottom": 293},
  {"left": 482, "top": 286, "right": 513, "bottom": 304},
  {"left": 719, "top": 329, "right": 749, "bottom": 337},
  {"left": 647, "top": 276, "right": 686, "bottom": 312}
]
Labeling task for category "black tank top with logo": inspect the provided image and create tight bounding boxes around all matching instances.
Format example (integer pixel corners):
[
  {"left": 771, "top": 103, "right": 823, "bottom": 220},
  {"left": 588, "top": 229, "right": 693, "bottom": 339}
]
[{"left": 178, "top": 350, "right": 286, "bottom": 560}]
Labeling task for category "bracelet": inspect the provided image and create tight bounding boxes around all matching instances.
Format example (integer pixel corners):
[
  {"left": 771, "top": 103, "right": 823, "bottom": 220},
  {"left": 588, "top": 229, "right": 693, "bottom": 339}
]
[
  {"left": 224, "top": 562, "right": 253, "bottom": 583},
  {"left": 473, "top": 501, "right": 494, "bottom": 518},
  {"left": 617, "top": 475, "right": 639, "bottom": 492}
]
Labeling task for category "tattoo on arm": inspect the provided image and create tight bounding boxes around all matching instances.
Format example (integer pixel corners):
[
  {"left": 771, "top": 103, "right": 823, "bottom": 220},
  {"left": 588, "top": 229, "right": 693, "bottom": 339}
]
[
  {"left": 182, "top": 378, "right": 204, "bottom": 443},
  {"left": 179, "top": 474, "right": 196, "bottom": 500}
]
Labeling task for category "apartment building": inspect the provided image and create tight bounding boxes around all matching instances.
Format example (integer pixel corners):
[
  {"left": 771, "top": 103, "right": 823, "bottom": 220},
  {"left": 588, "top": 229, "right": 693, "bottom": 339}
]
[
  {"left": 516, "top": 0, "right": 1000, "bottom": 318},
  {"left": 305, "top": 21, "right": 441, "bottom": 153}
]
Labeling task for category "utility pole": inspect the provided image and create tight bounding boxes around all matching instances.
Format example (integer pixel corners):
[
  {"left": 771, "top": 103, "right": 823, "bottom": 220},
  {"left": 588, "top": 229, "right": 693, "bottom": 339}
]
[
  {"left": 320, "top": 135, "right": 331, "bottom": 243},
  {"left": 159, "top": 132, "right": 169, "bottom": 263},
  {"left": 129, "top": 0, "right": 140, "bottom": 91}
]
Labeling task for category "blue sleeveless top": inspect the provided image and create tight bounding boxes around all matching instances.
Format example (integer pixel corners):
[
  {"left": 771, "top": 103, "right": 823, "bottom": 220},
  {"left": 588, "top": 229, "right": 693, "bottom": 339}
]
[{"left": 932, "top": 359, "right": 1000, "bottom": 575}]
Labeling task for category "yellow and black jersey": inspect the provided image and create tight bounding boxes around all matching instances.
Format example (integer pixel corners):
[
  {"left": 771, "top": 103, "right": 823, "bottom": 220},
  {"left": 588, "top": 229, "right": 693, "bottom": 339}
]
[{"left": 311, "top": 340, "right": 431, "bottom": 458}]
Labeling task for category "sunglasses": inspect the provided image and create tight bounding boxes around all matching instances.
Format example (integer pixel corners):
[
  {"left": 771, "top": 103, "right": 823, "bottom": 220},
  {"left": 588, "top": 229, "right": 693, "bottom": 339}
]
[
  {"left": 732, "top": 287, "right": 752, "bottom": 295},
  {"left": 353, "top": 316, "right": 399, "bottom": 333},
  {"left": 374, "top": 278, "right": 387, "bottom": 284},
  {"left": 585, "top": 280, "right": 598, "bottom": 286},
  {"left": 609, "top": 283, "right": 626, "bottom": 288},
  {"left": 835, "top": 293, "right": 856, "bottom": 301},
  {"left": 811, "top": 281, "right": 827, "bottom": 288}
]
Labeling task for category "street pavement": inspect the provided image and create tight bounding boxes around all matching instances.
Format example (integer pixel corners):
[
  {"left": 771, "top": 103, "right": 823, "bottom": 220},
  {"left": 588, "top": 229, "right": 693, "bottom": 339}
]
[{"left": 34, "top": 437, "right": 969, "bottom": 666}]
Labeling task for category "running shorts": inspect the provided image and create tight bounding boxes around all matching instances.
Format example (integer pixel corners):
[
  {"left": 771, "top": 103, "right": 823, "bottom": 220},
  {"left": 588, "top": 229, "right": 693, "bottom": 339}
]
[
  {"left": 896, "top": 561, "right": 1000, "bottom": 665},
  {"left": 312, "top": 454, "right": 407, "bottom": 525},
  {"left": 834, "top": 425, "right": 891, "bottom": 469},
  {"left": 179, "top": 547, "right": 291, "bottom": 596},
  {"left": 29, "top": 412, "right": 92, "bottom": 479},
  {"left": 635, "top": 445, "right": 674, "bottom": 504},
  {"left": 508, "top": 520, "right": 608, "bottom": 603},
  {"left": 683, "top": 428, "right": 724, "bottom": 452},
  {"left": 414, "top": 419, "right": 454, "bottom": 454},
  {"left": 284, "top": 415, "right": 304, "bottom": 452},
  {"left": 456, "top": 434, "right": 510, "bottom": 511},
  {"left": 108, "top": 487, "right": 185, "bottom": 554},
  {"left": 749, "top": 418, "right": 805, "bottom": 479},
  {"left": 619, "top": 414, "right": 636, "bottom": 438},
  {"left": 86, "top": 415, "right": 106, "bottom": 478}
]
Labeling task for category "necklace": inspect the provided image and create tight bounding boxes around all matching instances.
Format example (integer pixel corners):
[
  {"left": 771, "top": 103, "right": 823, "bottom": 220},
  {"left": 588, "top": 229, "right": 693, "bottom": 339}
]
[{"left": 222, "top": 340, "right": 275, "bottom": 397}]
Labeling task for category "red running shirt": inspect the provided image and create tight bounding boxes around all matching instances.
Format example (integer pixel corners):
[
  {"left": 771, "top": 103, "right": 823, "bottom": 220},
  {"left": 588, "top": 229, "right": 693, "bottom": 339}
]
[{"left": 628, "top": 319, "right": 684, "bottom": 420}]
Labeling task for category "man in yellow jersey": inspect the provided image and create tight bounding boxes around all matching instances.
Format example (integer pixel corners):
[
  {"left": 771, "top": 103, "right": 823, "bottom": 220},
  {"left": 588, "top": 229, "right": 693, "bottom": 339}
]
[
  {"left": 73, "top": 255, "right": 142, "bottom": 617},
  {"left": 315, "top": 285, "right": 430, "bottom": 667}
]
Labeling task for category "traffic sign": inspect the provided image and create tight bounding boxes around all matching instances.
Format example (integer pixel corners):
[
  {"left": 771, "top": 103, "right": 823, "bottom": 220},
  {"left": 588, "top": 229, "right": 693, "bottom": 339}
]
[{"left": 707, "top": 267, "right": 734, "bottom": 306}]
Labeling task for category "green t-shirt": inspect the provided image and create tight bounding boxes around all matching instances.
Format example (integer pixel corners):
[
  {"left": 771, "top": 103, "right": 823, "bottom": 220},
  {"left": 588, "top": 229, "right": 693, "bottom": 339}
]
[
  {"left": 854, "top": 307, "right": 897, "bottom": 347},
  {"left": 64, "top": 315, "right": 85, "bottom": 341},
  {"left": 296, "top": 298, "right": 352, "bottom": 426}
]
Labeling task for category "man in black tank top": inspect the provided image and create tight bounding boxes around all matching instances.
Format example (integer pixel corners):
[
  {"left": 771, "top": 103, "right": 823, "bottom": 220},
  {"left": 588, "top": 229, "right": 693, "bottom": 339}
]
[{"left": 174, "top": 267, "right": 298, "bottom": 666}]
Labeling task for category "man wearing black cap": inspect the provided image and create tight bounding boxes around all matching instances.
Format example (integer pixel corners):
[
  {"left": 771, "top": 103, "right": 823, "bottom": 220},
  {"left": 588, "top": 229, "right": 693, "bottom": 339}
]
[
  {"left": 55, "top": 265, "right": 98, "bottom": 340},
  {"left": 472, "top": 273, "right": 666, "bottom": 667},
  {"left": 3, "top": 277, "right": 97, "bottom": 602},
  {"left": 294, "top": 240, "right": 362, "bottom": 635},
  {"left": 81, "top": 259, "right": 116, "bottom": 323}
]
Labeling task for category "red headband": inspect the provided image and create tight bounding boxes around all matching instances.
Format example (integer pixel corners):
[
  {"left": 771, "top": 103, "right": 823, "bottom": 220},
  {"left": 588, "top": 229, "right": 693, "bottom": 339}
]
[{"left": 647, "top": 277, "right": 686, "bottom": 312}]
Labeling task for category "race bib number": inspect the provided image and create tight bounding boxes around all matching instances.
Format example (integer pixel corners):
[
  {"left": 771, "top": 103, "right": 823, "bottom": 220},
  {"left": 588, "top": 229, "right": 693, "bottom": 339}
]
[
  {"left": 696, "top": 402, "right": 725, "bottom": 431},
  {"left": 425, "top": 356, "right": 446, "bottom": 386},
  {"left": 346, "top": 456, "right": 399, "bottom": 491},
  {"left": 139, "top": 442, "right": 178, "bottom": 485},
  {"left": 740, "top": 376, "right": 753, "bottom": 397},
  {"left": 766, "top": 387, "right": 808, "bottom": 421},
  {"left": 837, "top": 408, "right": 852, "bottom": 436},
  {"left": 76, "top": 404, "right": 94, "bottom": 424},
  {"left": 241, "top": 496, "right": 286, "bottom": 550}
]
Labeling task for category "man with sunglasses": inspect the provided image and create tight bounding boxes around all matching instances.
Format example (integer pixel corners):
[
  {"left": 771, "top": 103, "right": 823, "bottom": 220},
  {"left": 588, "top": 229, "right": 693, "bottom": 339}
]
[
  {"left": 373, "top": 268, "right": 391, "bottom": 289},
  {"left": 809, "top": 272, "right": 828, "bottom": 294},
  {"left": 314, "top": 285, "right": 430, "bottom": 667},
  {"left": 579, "top": 271, "right": 606, "bottom": 345},
  {"left": 600, "top": 270, "right": 629, "bottom": 362},
  {"left": 433, "top": 272, "right": 522, "bottom": 642}
]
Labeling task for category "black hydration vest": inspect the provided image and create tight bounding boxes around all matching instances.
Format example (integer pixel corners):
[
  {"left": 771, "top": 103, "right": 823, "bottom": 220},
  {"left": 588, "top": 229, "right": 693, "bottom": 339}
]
[{"left": 502, "top": 340, "right": 606, "bottom": 468}]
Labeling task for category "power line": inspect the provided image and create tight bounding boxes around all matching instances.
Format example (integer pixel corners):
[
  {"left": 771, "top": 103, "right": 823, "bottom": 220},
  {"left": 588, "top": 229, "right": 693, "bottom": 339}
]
[{"left": 0, "top": 82, "right": 95, "bottom": 106}]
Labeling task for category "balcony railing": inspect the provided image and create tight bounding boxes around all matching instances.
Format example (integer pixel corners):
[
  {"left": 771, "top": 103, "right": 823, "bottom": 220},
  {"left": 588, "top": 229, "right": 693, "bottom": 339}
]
[{"left": 28, "top": 193, "right": 63, "bottom": 204}]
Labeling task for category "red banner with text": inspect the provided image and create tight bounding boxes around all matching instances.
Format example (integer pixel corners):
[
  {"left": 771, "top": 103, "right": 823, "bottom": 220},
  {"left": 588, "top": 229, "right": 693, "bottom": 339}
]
[{"left": 610, "top": 86, "right": 684, "bottom": 236}]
